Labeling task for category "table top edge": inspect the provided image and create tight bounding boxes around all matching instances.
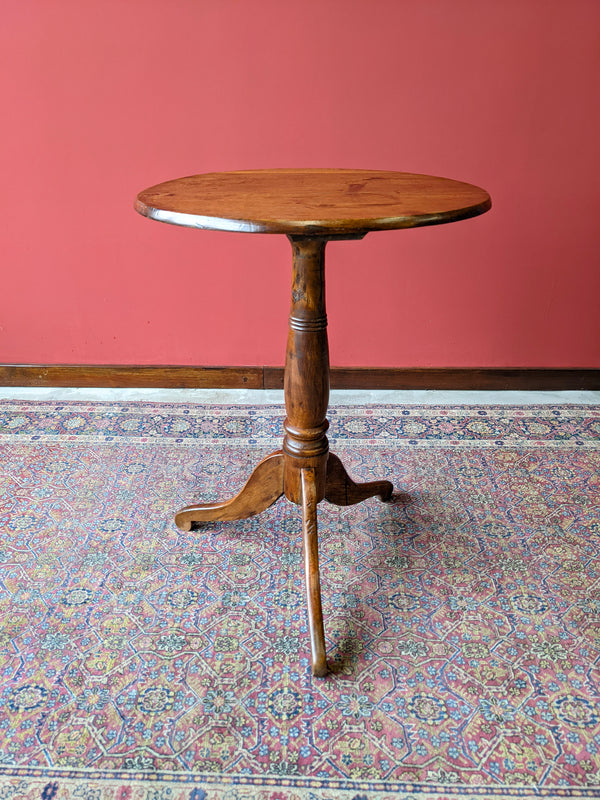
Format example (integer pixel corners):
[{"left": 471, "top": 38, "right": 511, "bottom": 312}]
[{"left": 134, "top": 195, "right": 492, "bottom": 236}]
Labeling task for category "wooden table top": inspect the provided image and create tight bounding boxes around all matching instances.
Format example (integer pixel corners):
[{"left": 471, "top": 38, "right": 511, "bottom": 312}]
[{"left": 135, "top": 168, "right": 491, "bottom": 236}]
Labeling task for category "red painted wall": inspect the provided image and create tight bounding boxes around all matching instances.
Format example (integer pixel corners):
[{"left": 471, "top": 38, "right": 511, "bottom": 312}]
[{"left": 2, "top": 0, "right": 599, "bottom": 368}]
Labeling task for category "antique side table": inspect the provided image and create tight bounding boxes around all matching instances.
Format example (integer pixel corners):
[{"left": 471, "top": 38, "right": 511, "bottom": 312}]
[{"left": 135, "top": 169, "right": 491, "bottom": 676}]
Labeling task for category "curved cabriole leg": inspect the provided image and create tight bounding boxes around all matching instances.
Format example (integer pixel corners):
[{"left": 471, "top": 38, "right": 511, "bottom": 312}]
[
  {"left": 174, "top": 451, "right": 285, "bottom": 532},
  {"left": 324, "top": 452, "right": 393, "bottom": 506},
  {"left": 301, "top": 468, "right": 328, "bottom": 677}
]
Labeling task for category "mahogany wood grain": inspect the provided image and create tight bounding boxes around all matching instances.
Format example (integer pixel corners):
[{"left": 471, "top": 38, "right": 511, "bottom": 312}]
[{"left": 135, "top": 168, "right": 491, "bottom": 236}]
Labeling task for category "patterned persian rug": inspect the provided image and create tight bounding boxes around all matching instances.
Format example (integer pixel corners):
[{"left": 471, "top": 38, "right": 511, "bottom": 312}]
[{"left": 0, "top": 400, "right": 599, "bottom": 800}]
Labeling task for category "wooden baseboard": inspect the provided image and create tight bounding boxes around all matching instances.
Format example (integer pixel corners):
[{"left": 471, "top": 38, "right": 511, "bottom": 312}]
[
  {"left": 0, "top": 364, "right": 599, "bottom": 391},
  {"left": 0, "top": 365, "right": 264, "bottom": 389},
  {"left": 266, "top": 368, "right": 600, "bottom": 391}
]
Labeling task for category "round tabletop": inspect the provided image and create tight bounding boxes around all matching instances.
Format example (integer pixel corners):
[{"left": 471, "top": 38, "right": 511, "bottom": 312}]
[{"left": 135, "top": 168, "right": 491, "bottom": 236}]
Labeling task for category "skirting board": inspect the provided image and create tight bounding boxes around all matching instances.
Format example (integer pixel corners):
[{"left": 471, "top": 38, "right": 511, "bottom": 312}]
[{"left": 0, "top": 365, "right": 599, "bottom": 390}]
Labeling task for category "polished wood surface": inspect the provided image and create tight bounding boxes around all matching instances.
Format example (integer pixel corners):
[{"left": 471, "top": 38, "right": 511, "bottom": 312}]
[
  {"left": 136, "top": 168, "right": 492, "bottom": 676},
  {"left": 135, "top": 168, "right": 491, "bottom": 236}
]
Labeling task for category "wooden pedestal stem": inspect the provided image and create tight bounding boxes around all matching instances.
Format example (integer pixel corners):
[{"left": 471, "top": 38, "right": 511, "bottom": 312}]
[{"left": 283, "top": 236, "right": 330, "bottom": 505}]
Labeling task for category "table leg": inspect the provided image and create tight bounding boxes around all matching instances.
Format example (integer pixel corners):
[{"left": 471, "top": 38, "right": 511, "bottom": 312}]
[
  {"left": 325, "top": 452, "right": 393, "bottom": 506},
  {"left": 174, "top": 451, "right": 284, "bottom": 531},
  {"left": 301, "top": 467, "right": 327, "bottom": 677}
]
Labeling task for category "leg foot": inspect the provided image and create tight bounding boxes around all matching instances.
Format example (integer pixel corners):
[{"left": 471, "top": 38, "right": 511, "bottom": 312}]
[
  {"left": 324, "top": 452, "right": 393, "bottom": 506},
  {"left": 301, "top": 468, "right": 328, "bottom": 677},
  {"left": 175, "top": 451, "right": 284, "bottom": 531}
]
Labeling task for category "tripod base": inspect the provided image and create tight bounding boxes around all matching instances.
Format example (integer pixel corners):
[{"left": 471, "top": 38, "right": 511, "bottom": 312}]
[{"left": 175, "top": 450, "right": 393, "bottom": 676}]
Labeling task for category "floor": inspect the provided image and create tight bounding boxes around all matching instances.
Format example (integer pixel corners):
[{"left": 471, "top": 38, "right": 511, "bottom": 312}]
[{"left": 0, "top": 387, "right": 599, "bottom": 405}]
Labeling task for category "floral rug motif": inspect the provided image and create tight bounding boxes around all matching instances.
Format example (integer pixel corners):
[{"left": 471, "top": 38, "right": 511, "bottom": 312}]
[{"left": 1, "top": 401, "right": 600, "bottom": 799}]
